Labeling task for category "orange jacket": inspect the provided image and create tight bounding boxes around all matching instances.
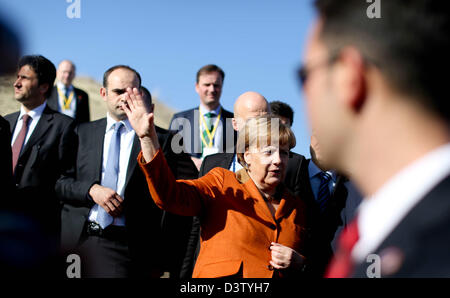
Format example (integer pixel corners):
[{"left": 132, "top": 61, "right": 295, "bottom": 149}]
[{"left": 138, "top": 149, "right": 309, "bottom": 278}]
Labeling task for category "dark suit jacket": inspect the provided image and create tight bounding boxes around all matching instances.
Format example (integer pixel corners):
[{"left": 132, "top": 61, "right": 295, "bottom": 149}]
[
  {"left": 5, "top": 106, "right": 75, "bottom": 235},
  {"left": 179, "top": 150, "right": 308, "bottom": 278},
  {"left": 298, "top": 159, "right": 362, "bottom": 277},
  {"left": 48, "top": 85, "right": 90, "bottom": 123},
  {"left": 352, "top": 174, "right": 450, "bottom": 278},
  {"left": 55, "top": 118, "right": 198, "bottom": 277},
  {"left": 0, "top": 116, "right": 13, "bottom": 199},
  {"left": 169, "top": 106, "right": 236, "bottom": 158}
]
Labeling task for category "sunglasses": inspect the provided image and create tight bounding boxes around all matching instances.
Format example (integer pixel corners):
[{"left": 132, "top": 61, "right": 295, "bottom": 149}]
[{"left": 297, "top": 53, "right": 339, "bottom": 87}]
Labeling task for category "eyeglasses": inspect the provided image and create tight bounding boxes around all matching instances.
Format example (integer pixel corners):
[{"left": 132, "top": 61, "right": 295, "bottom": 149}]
[
  {"left": 297, "top": 53, "right": 339, "bottom": 88},
  {"left": 297, "top": 52, "right": 378, "bottom": 88}
]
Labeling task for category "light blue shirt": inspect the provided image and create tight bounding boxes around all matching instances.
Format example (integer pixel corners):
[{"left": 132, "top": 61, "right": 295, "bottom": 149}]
[
  {"left": 308, "top": 160, "right": 337, "bottom": 202},
  {"left": 229, "top": 154, "right": 243, "bottom": 172},
  {"left": 88, "top": 114, "right": 135, "bottom": 227}
]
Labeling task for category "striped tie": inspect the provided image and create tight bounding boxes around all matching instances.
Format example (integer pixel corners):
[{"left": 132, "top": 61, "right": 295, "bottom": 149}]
[
  {"left": 317, "top": 171, "right": 332, "bottom": 212},
  {"left": 202, "top": 112, "right": 215, "bottom": 151}
]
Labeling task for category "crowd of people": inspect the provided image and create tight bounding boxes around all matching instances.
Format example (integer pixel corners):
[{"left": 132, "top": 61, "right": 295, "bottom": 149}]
[{"left": 1, "top": 0, "right": 449, "bottom": 279}]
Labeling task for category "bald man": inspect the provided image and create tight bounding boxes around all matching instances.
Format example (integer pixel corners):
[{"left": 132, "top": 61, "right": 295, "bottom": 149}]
[
  {"left": 179, "top": 92, "right": 308, "bottom": 278},
  {"left": 48, "top": 60, "right": 90, "bottom": 123}
]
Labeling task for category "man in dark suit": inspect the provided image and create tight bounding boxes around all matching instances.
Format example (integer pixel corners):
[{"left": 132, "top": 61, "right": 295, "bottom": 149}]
[
  {"left": 56, "top": 66, "right": 197, "bottom": 278},
  {"left": 303, "top": 0, "right": 450, "bottom": 277},
  {"left": 179, "top": 94, "right": 308, "bottom": 277},
  {"left": 169, "top": 64, "right": 235, "bottom": 170},
  {"left": 5, "top": 55, "right": 75, "bottom": 276},
  {"left": 47, "top": 60, "right": 90, "bottom": 123},
  {"left": 297, "top": 134, "right": 362, "bottom": 277}
]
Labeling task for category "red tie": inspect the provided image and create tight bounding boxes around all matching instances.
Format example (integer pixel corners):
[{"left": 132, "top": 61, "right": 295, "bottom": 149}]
[
  {"left": 12, "top": 114, "right": 31, "bottom": 173},
  {"left": 325, "top": 217, "right": 359, "bottom": 278}
]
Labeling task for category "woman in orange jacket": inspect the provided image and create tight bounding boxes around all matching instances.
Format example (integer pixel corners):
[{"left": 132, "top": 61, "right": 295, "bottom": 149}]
[{"left": 123, "top": 88, "right": 309, "bottom": 278}]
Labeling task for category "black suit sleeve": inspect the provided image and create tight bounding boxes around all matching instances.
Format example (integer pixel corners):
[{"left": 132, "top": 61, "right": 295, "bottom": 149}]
[
  {"left": 74, "top": 88, "right": 90, "bottom": 123},
  {"left": 0, "top": 116, "right": 13, "bottom": 200},
  {"left": 55, "top": 124, "right": 96, "bottom": 207},
  {"left": 156, "top": 128, "right": 198, "bottom": 278}
]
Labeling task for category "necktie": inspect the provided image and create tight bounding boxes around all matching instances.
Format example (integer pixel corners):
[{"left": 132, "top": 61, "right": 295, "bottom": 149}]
[
  {"left": 324, "top": 217, "right": 359, "bottom": 278},
  {"left": 202, "top": 112, "right": 215, "bottom": 151},
  {"left": 97, "top": 122, "right": 123, "bottom": 229},
  {"left": 317, "top": 171, "right": 332, "bottom": 212},
  {"left": 12, "top": 114, "right": 31, "bottom": 173}
]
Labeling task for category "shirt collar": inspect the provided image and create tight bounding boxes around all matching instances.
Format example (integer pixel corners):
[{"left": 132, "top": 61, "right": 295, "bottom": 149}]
[
  {"left": 353, "top": 143, "right": 450, "bottom": 261},
  {"left": 19, "top": 101, "right": 47, "bottom": 120},
  {"left": 56, "top": 81, "right": 73, "bottom": 92},
  {"left": 308, "top": 159, "right": 336, "bottom": 182},
  {"left": 106, "top": 113, "right": 133, "bottom": 133},
  {"left": 199, "top": 103, "right": 222, "bottom": 117}
]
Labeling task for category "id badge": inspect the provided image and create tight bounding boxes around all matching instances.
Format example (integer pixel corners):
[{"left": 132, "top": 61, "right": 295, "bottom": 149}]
[{"left": 203, "top": 147, "right": 219, "bottom": 157}]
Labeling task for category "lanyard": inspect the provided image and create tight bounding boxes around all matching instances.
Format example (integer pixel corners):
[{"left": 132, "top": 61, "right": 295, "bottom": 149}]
[
  {"left": 57, "top": 86, "right": 74, "bottom": 111},
  {"left": 200, "top": 109, "right": 221, "bottom": 148}
]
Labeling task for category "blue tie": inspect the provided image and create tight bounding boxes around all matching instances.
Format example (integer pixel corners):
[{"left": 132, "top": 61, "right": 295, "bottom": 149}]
[
  {"left": 97, "top": 122, "right": 123, "bottom": 229},
  {"left": 317, "top": 171, "right": 332, "bottom": 212}
]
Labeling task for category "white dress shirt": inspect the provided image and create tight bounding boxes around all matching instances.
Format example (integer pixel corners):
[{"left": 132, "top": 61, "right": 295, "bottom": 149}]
[
  {"left": 352, "top": 143, "right": 450, "bottom": 262},
  {"left": 88, "top": 114, "right": 136, "bottom": 226},
  {"left": 56, "top": 81, "right": 77, "bottom": 119},
  {"left": 229, "top": 154, "right": 243, "bottom": 172},
  {"left": 11, "top": 101, "right": 47, "bottom": 146},
  {"left": 199, "top": 104, "right": 223, "bottom": 157}
]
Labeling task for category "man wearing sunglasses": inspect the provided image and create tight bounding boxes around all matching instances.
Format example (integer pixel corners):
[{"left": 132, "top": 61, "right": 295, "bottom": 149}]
[{"left": 301, "top": 0, "right": 450, "bottom": 277}]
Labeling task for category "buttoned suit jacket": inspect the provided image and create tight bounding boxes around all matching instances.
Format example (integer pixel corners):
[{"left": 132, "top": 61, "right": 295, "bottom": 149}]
[
  {"left": 48, "top": 85, "right": 90, "bottom": 123},
  {"left": 169, "top": 107, "right": 236, "bottom": 158},
  {"left": 5, "top": 106, "right": 75, "bottom": 235},
  {"left": 352, "top": 174, "right": 450, "bottom": 277},
  {"left": 55, "top": 118, "right": 198, "bottom": 276},
  {"left": 298, "top": 159, "right": 362, "bottom": 277},
  {"left": 139, "top": 149, "right": 310, "bottom": 278},
  {"left": 178, "top": 151, "right": 308, "bottom": 277}
]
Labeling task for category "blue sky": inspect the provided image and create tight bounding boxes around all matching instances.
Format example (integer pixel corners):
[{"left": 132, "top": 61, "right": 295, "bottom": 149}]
[{"left": 0, "top": 0, "right": 316, "bottom": 156}]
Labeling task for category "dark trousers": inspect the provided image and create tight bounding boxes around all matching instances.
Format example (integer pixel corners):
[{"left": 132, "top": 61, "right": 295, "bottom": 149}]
[{"left": 77, "top": 225, "right": 131, "bottom": 278}]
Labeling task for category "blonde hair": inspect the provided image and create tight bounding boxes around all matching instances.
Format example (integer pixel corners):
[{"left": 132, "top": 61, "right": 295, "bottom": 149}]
[{"left": 236, "top": 115, "right": 296, "bottom": 169}]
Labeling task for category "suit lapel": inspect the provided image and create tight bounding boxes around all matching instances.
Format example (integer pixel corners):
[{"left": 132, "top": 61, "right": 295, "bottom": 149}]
[
  {"left": 124, "top": 134, "right": 140, "bottom": 188},
  {"left": 92, "top": 119, "right": 107, "bottom": 180},
  {"left": 274, "top": 187, "right": 297, "bottom": 221},
  {"left": 20, "top": 107, "right": 54, "bottom": 158},
  {"left": 6, "top": 112, "right": 19, "bottom": 134},
  {"left": 236, "top": 169, "right": 276, "bottom": 224}
]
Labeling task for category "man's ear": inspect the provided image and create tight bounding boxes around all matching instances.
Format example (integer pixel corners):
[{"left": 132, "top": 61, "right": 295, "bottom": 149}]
[
  {"left": 244, "top": 151, "right": 252, "bottom": 168},
  {"left": 100, "top": 87, "right": 107, "bottom": 102},
  {"left": 195, "top": 82, "right": 200, "bottom": 95},
  {"left": 333, "top": 47, "right": 367, "bottom": 112},
  {"left": 39, "top": 83, "right": 49, "bottom": 97},
  {"left": 232, "top": 118, "right": 239, "bottom": 131}
]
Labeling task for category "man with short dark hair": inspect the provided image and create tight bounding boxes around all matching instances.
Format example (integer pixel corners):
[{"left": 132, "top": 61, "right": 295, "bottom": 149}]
[
  {"left": 56, "top": 66, "right": 197, "bottom": 278},
  {"left": 270, "top": 101, "right": 294, "bottom": 127},
  {"left": 48, "top": 60, "right": 90, "bottom": 123},
  {"left": 5, "top": 55, "right": 76, "bottom": 276},
  {"left": 301, "top": 0, "right": 450, "bottom": 277},
  {"left": 169, "top": 64, "right": 235, "bottom": 170}
]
